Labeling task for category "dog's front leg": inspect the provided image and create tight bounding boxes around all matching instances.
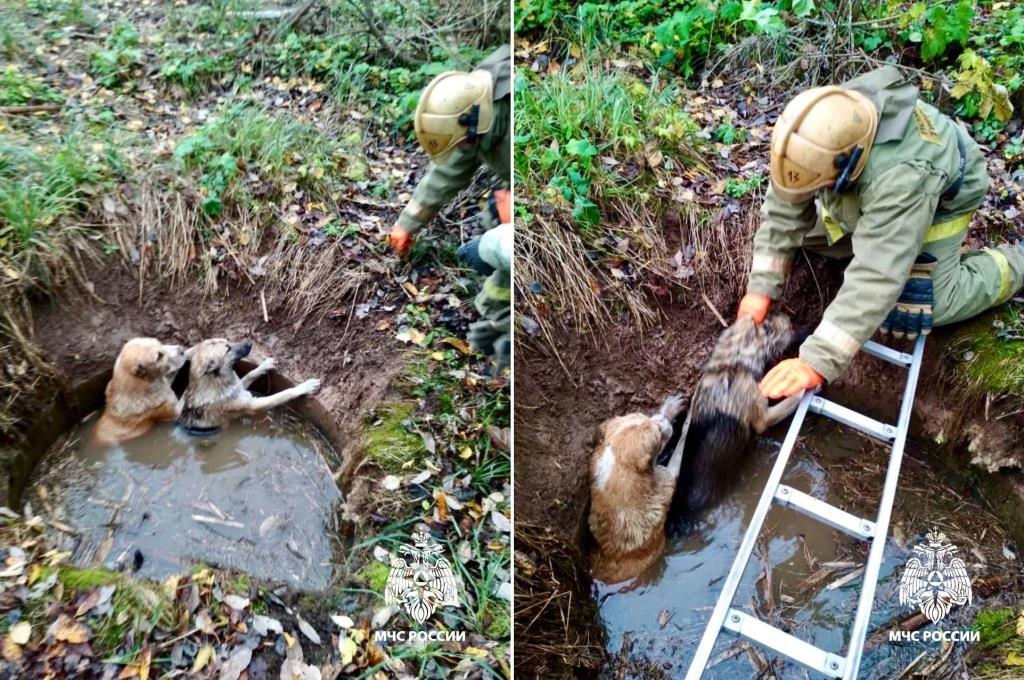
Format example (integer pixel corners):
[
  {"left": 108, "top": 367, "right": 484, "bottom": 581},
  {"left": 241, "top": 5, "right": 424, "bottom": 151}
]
[
  {"left": 241, "top": 357, "right": 277, "bottom": 388},
  {"left": 236, "top": 378, "right": 321, "bottom": 413},
  {"left": 663, "top": 412, "right": 692, "bottom": 479}
]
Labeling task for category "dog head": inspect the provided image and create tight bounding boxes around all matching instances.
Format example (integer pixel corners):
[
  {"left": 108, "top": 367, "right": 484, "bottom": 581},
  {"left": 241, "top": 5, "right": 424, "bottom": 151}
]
[
  {"left": 187, "top": 338, "right": 252, "bottom": 381},
  {"left": 115, "top": 338, "right": 186, "bottom": 382},
  {"left": 596, "top": 413, "right": 668, "bottom": 476},
  {"left": 732, "top": 313, "right": 796, "bottom": 366}
]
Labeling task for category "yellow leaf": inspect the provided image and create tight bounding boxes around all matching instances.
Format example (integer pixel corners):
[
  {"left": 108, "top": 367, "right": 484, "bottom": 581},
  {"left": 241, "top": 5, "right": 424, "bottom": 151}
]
[
  {"left": 442, "top": 337, "right": 472, "bottom": 354},
  {"left": 464, "top": 646, "right": 488, "bottom": 658},
  {"left": 53, "top": 616, "right": 90, "bottom": 643},
  {"left": 283, "top": 631, "right": 296, "bottom": 648},
  {"left": 191, "top": 645, "right": 213, "bottom": 674},
  {"left": 1016, "top": 610, "right": 1024, "bottom": 638},
  {"left": 1006, "top": 651, "right": 1024, "bottom": 666},
  {"left": 1, "top": 636, "right": 22, "bottom": 662},
  {"left": 138, "top": 645, "right": 151, "bottom": 680},
  {"left": 430, "top": 351, "right": 445, "bottom": 361},
  {"left": 339, "top": 635, "right": 359, "bottom": 664},
  {"left": 460, "top": 447, "right": 474, "bottom": 460},
  {"left": 9, "top": 621, "right": 30, "bottom": 645}
]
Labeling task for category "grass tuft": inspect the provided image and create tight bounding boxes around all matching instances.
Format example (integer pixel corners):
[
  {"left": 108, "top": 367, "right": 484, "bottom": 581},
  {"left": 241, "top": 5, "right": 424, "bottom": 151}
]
[{"left": 361, "top": 403, "right": 423, "bottom": 473}]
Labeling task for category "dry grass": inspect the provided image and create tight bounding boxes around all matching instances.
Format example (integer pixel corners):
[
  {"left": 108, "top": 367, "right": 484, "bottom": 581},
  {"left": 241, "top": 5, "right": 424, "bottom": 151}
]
[{"left": 513, "top": 521, "right": 605, "bottom": 678}]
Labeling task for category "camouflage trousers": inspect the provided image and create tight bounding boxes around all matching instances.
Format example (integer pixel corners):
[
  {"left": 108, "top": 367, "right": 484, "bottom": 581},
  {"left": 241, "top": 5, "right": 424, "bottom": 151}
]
[
  {"left": 805, "top": 212, "right": 1024, "bottom": 326},
  {"left": 467, "top": 269, "right": 511, "bottom": 374}
]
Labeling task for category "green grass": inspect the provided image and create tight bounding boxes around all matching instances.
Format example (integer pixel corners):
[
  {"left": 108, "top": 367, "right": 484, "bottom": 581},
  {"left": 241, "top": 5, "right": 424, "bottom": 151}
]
[
  {"left": 515, "top": 60, "right": 697, "bottom": 231},
  {"left": 0, "top": 134, "right": 107, "bottom": 288},
  {"left": 173, "top": 103, "right": 359, "bottom": 216},
  {"left": 953, "top": 304, "right": 1024, "bottom": 396},
  {"left": 0, "top": 64, "right": 62, "bottom": 107},
  {"left": 89, "top": 20, "right": 143, "bottom": 89}
]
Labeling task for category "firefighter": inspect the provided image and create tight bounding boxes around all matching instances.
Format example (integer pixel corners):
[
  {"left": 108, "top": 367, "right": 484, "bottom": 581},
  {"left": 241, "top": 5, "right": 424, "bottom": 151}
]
[
  {"left": 738, "top": 66, "right": 1024, "bottom": 398},
  {"left": 387, "top": 44, "right": 510, "bottom": 253}
]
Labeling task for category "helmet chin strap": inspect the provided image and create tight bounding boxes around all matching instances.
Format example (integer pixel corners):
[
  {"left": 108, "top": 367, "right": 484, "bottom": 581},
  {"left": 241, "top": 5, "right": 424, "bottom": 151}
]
[
  {"left": 457, "top": 104, "right": 480, "bottom": 145},
  {"left": 832, "top": 145, "right": 864, "bottom": 193}
]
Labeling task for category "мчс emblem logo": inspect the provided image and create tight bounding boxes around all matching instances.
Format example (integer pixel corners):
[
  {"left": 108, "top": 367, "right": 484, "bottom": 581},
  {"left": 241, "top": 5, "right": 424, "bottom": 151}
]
[
  {"left": 898, "top": 528, "right": 972, "bottom": 623},
  {"left": 384, "top": 531, "right": 459, "bottom": 624}
]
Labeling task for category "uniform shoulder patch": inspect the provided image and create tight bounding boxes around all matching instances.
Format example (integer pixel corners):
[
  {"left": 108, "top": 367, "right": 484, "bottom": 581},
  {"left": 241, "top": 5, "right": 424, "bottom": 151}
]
[{"left": 913, "top": 104, "right": 941, "bottom": 145}]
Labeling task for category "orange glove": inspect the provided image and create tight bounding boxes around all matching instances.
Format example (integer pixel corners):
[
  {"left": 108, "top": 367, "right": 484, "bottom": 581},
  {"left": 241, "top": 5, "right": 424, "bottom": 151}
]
[
  {"left": 494, "top": 188, "right": 511, "bottom": 224},
  {"left": 737, "top": 292, "right": 771, "bottom": 324},
  {"left": 387, "top": 225, "right": 412, "bottom": 254},
  {"left": 759, "top": 359, "right": 824, "bottom": 399}
]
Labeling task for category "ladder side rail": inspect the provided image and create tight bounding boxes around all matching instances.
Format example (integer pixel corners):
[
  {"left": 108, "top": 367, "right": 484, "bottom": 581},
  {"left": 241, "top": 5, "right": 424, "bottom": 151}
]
[
  {"left": 683, "top": 391, "right": 815, "bottom": 680},
  {"left": 842, "top": 335, "right": 927, "bottom": 678}
]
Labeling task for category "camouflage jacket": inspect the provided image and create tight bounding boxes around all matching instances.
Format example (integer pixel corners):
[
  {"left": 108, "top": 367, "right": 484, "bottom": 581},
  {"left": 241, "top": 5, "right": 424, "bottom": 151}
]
[
  {"left": 396, "top": 45, "right": 512, "bottom": 234},
  {"left": 747, "top": 66, "right": 989, "bottom": 381}
]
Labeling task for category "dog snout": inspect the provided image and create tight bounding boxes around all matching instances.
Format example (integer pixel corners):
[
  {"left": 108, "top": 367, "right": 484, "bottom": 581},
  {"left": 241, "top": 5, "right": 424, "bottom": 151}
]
[{"left": 232, "top": 341, "right": 253, "bottom": 358}]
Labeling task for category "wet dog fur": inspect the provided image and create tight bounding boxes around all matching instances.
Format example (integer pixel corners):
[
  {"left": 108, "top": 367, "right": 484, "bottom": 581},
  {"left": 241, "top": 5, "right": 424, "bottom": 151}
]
[
  {"left": 675, "top": 313, "right": 803, "bottom": 516},
  {"left": 94, "top": 338, "right": 188, "bottom": 447},
  {"left": 588, "top": 394, "right": 686, "bottom": 584},
  {"left": 177, "top": 338, "right": 320, "bottom": 432}
]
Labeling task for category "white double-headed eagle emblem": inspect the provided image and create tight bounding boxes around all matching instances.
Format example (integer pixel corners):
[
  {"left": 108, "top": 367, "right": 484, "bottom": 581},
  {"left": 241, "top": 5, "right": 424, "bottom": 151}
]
[
  {"left": 384, "top": 530, "right": 459, "bottom": 624},
  {"left": 898, "top": 528, "right": 972, "bottom": 623}
]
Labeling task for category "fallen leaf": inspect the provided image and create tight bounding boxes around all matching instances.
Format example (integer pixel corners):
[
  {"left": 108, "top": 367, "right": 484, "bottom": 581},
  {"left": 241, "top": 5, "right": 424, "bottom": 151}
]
[
  {"left": 296, "top": 615, "right": 321, "bottom": 644},
  {"left": 53, "top": 614, "right": 90, "bottom": 643},
  {"left": 191, "top": 645, "right": 214, "bottom": 674},
  {"left": 1017, "top": 609, "right": 1024, "bottom": 638},
  {"left": 371, "top": 606, "right": 397, "bottom": 629},
  {"left": 491, "top": 510, "right": 511, "bottom": 533},
  {"left": 8, "top": 621, "right": 30, "bottom": 645},
  {"left": 252, "top": 614, "right": 283, "bottom": 636},
  {"left": 381, "top": 475, "right": 401, "bottom": 491},
  {"left": 219, "top": 646, "right": 252, "bottom": 680},
  {"left": 1007, "top": 651, "right": 1024, "bottom": 666},
  {"left": 338, "top": 635, "right": 358, "bottom": 665},
  {"left": 658, "top": 610, "right": 672, "bottom": 628},
  {"left": 138, "top": 645, "right": 152, "bottom": 680},
  {"left": 1, "top": 636, "right": 22, "bottom": 662},
  {"left": 442, "top": 337, "right": 472, "bottom": 354},
  {"left": 223, "top": 594, "right": 250, "bottom": 611},
  {"left": 330, "top": 614, "right": 354, "bottom": 629}
]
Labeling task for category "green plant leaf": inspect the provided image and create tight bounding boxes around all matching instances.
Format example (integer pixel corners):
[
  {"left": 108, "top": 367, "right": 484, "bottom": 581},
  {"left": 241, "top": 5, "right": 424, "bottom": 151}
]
[
  {"left": 793, "top": 0, "right": 815, "bottom": 19},
  {"left": 565, "top": 138, "right": 598, "bottom": 159}
]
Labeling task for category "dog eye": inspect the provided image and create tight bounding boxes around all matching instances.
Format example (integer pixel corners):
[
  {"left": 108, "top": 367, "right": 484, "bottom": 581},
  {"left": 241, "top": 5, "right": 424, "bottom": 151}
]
[{"left": 157, "top": 351, "right": 163, "bottom": 359}]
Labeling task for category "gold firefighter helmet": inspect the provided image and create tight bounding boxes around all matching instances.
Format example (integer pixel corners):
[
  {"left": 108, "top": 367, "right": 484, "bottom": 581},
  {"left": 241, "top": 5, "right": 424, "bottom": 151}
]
[
  {"left": 769, "top": 85, "right": 879, "bottom": 203},
  {"left": 414, "top": 69, "right": 494, "bottom": 163}
]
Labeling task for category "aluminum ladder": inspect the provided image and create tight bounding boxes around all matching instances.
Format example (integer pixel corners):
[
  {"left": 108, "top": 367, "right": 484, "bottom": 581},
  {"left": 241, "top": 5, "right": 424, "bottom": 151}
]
[{"left": 684, "top": 335, "right": 926, "bottom": 680}]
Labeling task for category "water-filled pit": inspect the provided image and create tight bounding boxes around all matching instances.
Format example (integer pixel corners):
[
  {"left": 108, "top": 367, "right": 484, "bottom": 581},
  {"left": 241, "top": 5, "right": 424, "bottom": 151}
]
[
  {"left": 27, "top": 405, "right": 342, "bottom": 591},
  {"left": 597, "top": 410, "right": 1015, "bottom": 678}
]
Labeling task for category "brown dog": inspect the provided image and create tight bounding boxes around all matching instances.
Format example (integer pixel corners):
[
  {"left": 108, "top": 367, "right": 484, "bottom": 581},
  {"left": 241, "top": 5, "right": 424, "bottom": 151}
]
[
  {"left": 93, "top": 338, "right": 188, "bottom": 447},
  {"left": 588, "top": 394, "right": 685, "bottom": 584},
  {"left": 177, "top": 338, "right": 320, "bottom": 433}
]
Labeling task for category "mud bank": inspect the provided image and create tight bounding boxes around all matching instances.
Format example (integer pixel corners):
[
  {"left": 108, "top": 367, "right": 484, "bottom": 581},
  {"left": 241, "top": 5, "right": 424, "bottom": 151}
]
[{"left": 514, "top": 256, "right": 1024, "bottom": 677}]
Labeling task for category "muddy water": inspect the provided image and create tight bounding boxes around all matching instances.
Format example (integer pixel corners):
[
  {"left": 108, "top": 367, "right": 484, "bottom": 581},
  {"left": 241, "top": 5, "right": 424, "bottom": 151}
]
[
  {"left": 29, "top": 409, "right": 342, "bottom": 590},
  {"left": 596, "top": 414, "right": 989, "bottom": 678}
]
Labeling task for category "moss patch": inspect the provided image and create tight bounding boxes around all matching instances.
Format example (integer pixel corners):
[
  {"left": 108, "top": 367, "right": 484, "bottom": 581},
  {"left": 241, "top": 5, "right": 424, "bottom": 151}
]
[
  {"left": 973, "top": 607, "right": 1018, "bottom": 650},
  {"left": 362, "top": 402, "right": 422, "bottom": 473},
  {"left": 950, "top": 305, "right": 1024, "bottom": 397},
  {"left": 358, "top": 560, "right": 390, "bottom": 592}
]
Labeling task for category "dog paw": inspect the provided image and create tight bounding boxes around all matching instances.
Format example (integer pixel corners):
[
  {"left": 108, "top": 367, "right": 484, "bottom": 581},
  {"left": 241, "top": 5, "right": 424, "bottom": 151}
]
[
  {"left": 661, "top": 393, "right": 685, "bottom": 418},
  {"left": 298, "top": 378, "right": 321, "bottom": 395},
  {"left": 260, "top": 357, "right": 277, "bottom": 372}
]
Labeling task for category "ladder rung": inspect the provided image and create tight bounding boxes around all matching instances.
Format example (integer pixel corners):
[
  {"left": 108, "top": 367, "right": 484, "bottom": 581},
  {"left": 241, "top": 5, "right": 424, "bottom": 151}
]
[
  {"left": 809, "top": 396, "right": 895, "bottom": 443},
  {"left": 723, "top": 609, "right": 845, "bottom": 678},
  {"left": 861, "top": 340, "right": 913, "bottom": 368},
  {"left": 774, "top": 485, "right": 875, "bottom": 541}
]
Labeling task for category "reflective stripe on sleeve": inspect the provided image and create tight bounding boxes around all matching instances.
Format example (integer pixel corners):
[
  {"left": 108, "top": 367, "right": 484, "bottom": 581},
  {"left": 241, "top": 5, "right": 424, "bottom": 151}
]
[
  {"left": 983, "top": 247, "right": 1014, "bottom": 303},
  {"left": 483, "top": 276, "right": 512, "bottom": 302},
  {"left": 814, "top": 320, "right": 861, "bottom": 359},
  {"left": 403, "top": 199, "right": 438, "bottom": 224},
  {"left": 751, "top": 253, "right": 791, "bottom": 275},
  {"left": 923, "top": 212, "right": 973, "bottom": 244}
]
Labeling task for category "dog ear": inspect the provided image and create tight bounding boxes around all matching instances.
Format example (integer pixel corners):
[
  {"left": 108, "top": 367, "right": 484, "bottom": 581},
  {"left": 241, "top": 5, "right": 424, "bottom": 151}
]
[
  {"left": 202, "top": 358, "right": 219, "bottom": 375},
  {"left": 133, "top": 362, "right": 152, "bottom": 379}
]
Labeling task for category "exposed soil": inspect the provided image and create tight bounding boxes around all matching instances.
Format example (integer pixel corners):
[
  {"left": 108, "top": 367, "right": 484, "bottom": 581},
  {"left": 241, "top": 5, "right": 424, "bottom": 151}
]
[{"left": 18, "top": 255, "right": 406, "bottom": 490}]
